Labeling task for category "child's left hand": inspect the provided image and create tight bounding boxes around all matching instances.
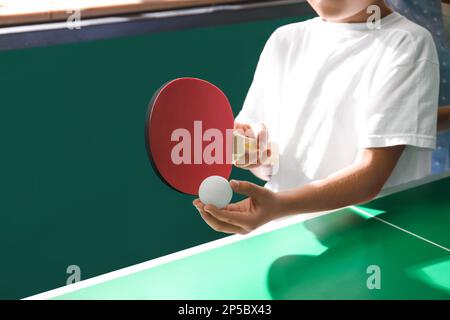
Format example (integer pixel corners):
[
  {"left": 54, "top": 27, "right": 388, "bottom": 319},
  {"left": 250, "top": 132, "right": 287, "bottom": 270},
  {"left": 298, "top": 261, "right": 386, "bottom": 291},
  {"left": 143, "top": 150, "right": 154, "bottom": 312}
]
[{"left": 193, "top": 180, "right": 281, "bottom": 235}]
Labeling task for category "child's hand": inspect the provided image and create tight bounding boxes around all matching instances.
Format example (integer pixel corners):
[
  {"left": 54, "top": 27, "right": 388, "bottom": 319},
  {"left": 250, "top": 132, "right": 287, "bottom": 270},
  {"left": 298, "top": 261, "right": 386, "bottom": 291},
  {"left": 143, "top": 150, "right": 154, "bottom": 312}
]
[
  {"left": 233, "top": 122, "right": 272, "bottom": 169},
  {"left": 193, "top": 180, "right": 281, "bottom": 235}
]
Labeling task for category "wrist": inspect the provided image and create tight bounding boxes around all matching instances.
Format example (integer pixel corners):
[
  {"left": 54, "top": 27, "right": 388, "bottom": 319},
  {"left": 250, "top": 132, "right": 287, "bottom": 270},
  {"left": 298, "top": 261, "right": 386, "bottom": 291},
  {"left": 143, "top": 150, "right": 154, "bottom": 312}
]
[
  {"left": 270, "top": 191, "right": 291, "bottom": 220},
  {"left": 272, "top": 189, "right": 307, "bottom": 218}
]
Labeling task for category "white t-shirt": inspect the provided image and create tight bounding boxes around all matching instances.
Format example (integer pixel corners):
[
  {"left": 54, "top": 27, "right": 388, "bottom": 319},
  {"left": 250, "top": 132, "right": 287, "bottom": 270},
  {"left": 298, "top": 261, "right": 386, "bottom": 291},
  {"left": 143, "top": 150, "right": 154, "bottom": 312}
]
[{"left": 235, "top": 12, "right": 440, "bottom": 192}]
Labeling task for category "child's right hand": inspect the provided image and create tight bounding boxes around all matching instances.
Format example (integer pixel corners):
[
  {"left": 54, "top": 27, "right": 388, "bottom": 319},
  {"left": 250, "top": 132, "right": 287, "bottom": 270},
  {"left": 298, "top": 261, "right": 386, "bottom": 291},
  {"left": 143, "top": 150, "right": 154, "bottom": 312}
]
[{"left": 233, "top": 122, "right": 272, "bottom": 169}]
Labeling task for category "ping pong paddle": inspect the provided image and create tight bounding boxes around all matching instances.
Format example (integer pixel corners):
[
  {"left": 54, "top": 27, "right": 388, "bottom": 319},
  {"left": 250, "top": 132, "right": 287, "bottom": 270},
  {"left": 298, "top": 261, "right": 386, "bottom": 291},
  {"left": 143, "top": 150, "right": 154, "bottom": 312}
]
[{"left": 145, "top": 78, "right": 235, "bottom": 195}]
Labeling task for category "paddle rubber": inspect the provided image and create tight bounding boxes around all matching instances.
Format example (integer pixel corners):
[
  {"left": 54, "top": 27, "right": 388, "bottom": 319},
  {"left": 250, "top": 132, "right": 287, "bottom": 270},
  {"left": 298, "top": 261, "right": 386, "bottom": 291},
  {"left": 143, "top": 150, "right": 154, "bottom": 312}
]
[{"left": 145, "top": 78, "right": 234, "bottom": 195}]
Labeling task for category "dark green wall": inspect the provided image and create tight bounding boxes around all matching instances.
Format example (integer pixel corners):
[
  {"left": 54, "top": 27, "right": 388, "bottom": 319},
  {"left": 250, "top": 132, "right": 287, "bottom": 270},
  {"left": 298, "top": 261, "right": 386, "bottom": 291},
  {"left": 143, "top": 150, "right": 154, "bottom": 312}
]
[{"left": 0, "top": 15, "right": 312, "bottom": 299}]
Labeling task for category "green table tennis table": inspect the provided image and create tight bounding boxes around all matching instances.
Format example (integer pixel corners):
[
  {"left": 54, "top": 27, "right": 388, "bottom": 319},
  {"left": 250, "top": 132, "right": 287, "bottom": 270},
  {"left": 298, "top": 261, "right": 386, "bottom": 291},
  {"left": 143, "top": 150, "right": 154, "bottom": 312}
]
[{"left": 27, "top": 173, "right": 450, "bottom": 300}]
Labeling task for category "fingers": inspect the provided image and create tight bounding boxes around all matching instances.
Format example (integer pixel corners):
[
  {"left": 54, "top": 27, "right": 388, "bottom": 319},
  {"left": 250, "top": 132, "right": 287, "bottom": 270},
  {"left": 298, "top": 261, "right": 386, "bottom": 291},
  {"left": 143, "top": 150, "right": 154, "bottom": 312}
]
[
  {"left": 257, "top": 127, "right": 274, "bottom": 165},
  {"left": 233, "top": 122, "right": 252, "bottom": 131},
  {"left": 193, "top": 198, "right": 203, "bottom": 208},
  {"left": 230, "top": 180, "right": 265, "bottom": 199},
  {"left": 257, "top": 127, "right": 269, "bottom": 152},
  {"left": 233, "top": 156, "right": 261, "bottom": 169},
  {"left": 233, "top": 123, "right": 271, "bottom": 169},
  {"left": 233, "top": 123, "right": 255, "bottom": 138},
  {"left": 201, "top": 211, "right": 247, "bottom": 234},
  {"left": 193, "top": 200, "right": 248, "bottom": 235},
  {"left": 224, "top": 202, "right": 240, "bottom": 211},
  {"left": 203, "top": 204, "right": 251, "bottom": 227},
  {"left": 233, "top": 147, "right": 271, "bottom": 168},
  {"left": 258, "top": 148, "right": 272, "bottom": 166}
]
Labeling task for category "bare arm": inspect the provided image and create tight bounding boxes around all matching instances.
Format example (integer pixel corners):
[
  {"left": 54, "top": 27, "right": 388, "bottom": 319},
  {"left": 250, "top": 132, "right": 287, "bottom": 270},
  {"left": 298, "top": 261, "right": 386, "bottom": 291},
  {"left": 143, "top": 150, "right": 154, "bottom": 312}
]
[
  {"left": 438, "top": 106, "right": 450, "bottom": 132},
  {"left": 194, "top": 145, "right": 405, "bottom": 234},
  {"left": 274, "top": 145, "right": 405, "bottom": 216}
]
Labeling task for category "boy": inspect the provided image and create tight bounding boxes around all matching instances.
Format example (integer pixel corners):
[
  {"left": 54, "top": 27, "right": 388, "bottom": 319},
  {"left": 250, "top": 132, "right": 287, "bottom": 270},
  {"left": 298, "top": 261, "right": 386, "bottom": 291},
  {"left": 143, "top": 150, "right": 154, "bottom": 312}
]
[{"left": 193, "top": 0, "right": 440, "bottom": 235}]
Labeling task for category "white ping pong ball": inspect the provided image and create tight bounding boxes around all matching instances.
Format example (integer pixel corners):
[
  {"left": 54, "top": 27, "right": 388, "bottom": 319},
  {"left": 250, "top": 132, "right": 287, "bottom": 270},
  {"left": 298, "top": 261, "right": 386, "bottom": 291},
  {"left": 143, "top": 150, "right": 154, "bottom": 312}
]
[{"left": 198, "top": 176, "right": 233, "bottom": 209}]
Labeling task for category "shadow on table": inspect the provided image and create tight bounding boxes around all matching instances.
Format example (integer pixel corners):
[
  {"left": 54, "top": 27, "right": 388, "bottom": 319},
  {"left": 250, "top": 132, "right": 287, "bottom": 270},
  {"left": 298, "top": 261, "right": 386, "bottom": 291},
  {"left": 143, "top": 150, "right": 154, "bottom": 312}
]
[{"left": 266, "top": 208, "right": 450, "bottom": 299}]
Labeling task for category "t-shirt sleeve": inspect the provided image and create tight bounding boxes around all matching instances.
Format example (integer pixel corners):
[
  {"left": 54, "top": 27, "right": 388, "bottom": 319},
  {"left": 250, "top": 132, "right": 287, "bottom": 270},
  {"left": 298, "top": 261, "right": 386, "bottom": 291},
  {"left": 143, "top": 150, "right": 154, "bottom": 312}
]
[
  {"left": 235, "top": 31, "right": 279, "bottom": 126},
  {"left": 359, "top": 41, "right": 440, "bottom": 150}
]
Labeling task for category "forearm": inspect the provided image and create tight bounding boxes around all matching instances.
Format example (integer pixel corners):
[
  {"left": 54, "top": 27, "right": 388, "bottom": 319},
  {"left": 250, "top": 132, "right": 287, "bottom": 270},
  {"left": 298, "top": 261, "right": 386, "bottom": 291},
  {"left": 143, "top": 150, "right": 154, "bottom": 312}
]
[
  {"left": 273, "top": 158, "right": 391, "bottom": 218},
  {"left": 264, "top": 145, "right": 405, "bottom": 219}
]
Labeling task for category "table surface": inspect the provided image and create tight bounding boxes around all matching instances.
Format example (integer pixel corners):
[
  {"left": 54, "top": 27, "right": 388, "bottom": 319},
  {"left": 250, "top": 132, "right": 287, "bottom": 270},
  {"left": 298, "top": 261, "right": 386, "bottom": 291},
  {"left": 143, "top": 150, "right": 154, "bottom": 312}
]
[{"left": 28, "top": 173, "right": 450, "bottom": 300}]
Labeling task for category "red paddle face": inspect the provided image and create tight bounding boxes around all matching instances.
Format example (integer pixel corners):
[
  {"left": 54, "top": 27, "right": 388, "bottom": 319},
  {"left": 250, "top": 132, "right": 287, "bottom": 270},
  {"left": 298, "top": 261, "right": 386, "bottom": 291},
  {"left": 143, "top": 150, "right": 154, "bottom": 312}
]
[{"left": 145, "top": 78, "right": 234, "bottom": 195}]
